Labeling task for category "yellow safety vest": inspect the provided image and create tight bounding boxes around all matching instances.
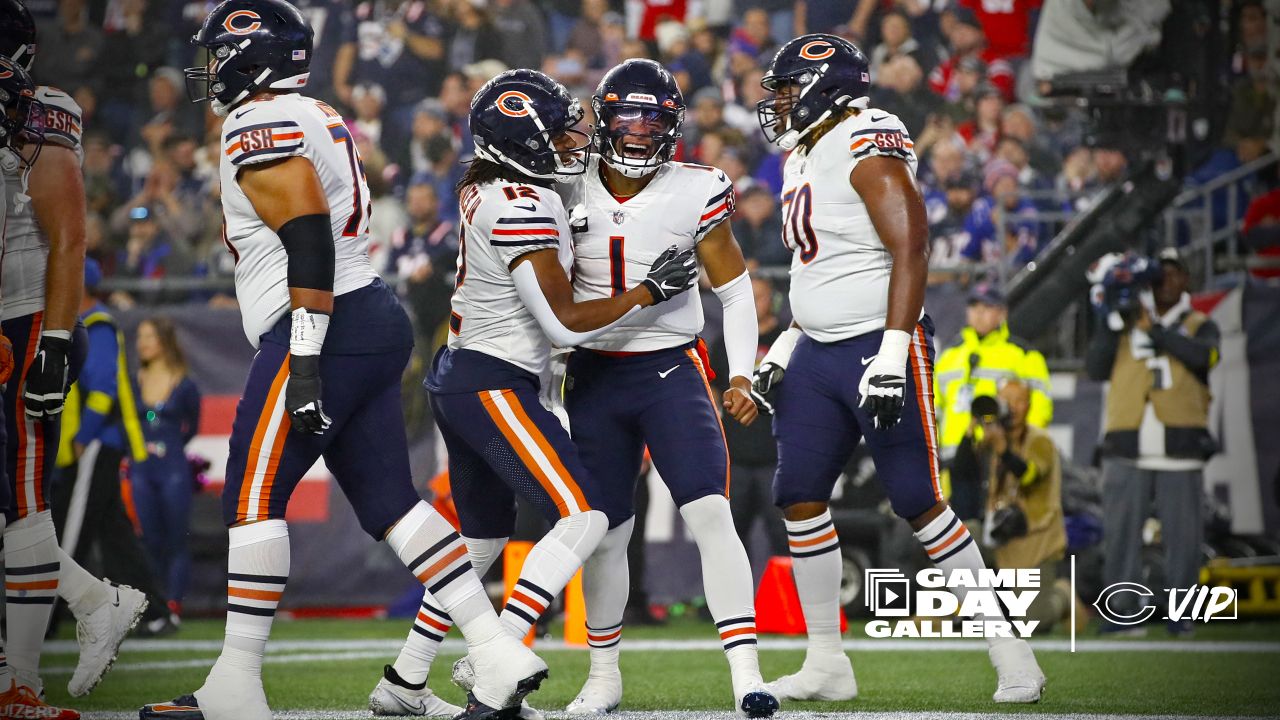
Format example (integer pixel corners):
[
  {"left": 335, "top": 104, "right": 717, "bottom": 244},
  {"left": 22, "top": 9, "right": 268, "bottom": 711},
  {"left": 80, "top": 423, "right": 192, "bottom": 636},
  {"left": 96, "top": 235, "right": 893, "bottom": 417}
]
[{"left": 57, "top": 311, "right": 147, "bottom": 467}]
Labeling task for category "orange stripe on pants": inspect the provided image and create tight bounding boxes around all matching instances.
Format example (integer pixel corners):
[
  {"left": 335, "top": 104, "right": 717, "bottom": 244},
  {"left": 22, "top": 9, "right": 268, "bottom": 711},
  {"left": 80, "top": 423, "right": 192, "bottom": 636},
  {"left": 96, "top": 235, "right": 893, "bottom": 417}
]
[
  {"left": 14, "top": 312, "right": 43, "bottom": 518},
  {"left": 479, "top": 390, "right": 573, "bottom": 518},
  {"left": 237, "top": 357, "right": 291, "bottom": 521},
  {"left": 685, "top": 350, "right": 731, "bottom": 496},
  {"left": 910, "top": 325, "right": 943, "bottom": 502},
  {"left": 501, "top": 391, "right": 589, "bottom": 512}
]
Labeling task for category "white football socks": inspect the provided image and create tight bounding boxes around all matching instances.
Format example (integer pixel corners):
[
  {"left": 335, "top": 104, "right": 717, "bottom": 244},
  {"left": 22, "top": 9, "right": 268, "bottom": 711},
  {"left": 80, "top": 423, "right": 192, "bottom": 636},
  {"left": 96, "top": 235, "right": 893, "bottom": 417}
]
[
  {"left": 581, "top": 517, "right": 634, "bottom": 676},
  {"left": 784, "top": 510, "right": 844, "bottom": 659},
  {"left": 220, "top": 519, "right": 290, "bottom": 674},
  {"left": 914, "top": 506, "right": 1013, "bottom": 648},
  {"left": 4, "top": 510, "right": 60, "bottom": 685},
  {"left": 499, "top": 510, "right": 606, "bottom": 638}
]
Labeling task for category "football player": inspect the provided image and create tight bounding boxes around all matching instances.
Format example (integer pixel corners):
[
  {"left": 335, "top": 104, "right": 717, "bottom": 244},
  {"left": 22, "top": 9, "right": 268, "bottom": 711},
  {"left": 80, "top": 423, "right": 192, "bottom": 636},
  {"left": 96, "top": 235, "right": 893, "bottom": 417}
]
[
  {"left": 557, "top": 59, "right": 775, "bottom": 718},
  {"left": 752, "top": 34, "right": 1045, "bottom": 703},
  {"left": 368, "top": 69, "right": 696, "bottom": 719},
  {"left": 0, "top": 0, "right": 152, "bottom": 703},
  {"left": 0, "top": 52, "right": 80, "bottom": 720},
  {"left": 139, "top": 3, "right": 548, "bottom": 719}
]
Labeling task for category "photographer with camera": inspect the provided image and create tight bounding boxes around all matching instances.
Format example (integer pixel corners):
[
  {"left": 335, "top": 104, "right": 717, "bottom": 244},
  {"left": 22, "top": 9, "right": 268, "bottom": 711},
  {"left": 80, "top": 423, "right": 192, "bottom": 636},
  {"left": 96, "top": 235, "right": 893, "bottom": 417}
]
[
  {"left": 1086, "top": 248, "right": 1219, "bottom": 636},
  {"left": 951, "top": 380, "right": 1069, "bottom": 634}
]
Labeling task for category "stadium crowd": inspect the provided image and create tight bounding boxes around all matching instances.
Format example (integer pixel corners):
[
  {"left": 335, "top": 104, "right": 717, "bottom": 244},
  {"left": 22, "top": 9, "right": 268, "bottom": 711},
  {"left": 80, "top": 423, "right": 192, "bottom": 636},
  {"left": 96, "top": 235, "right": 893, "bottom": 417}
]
[{"left": 34, "top": 0, "right": 1276, "bottom": 321}]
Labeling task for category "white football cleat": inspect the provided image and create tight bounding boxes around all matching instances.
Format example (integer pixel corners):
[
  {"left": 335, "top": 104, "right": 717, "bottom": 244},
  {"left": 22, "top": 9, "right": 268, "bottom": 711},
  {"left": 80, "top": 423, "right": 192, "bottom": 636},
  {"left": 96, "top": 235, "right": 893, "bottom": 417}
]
[
  {"left": 369, "top": 665, "right": 462, "bottom": 717},
  {"left": 564, "top": 668, "right": 622, "bottom": 715},
  {"left": 451, "top": 656, "right": 545, "bottom": 720},
  {"left": 765, "top": 652, "right": 856, "bottom": 702},
  {"left": 69, "top": 580, "right": 148, "bottom": 696},
  {"left": 190, "top": 658, "right": 271, "bottom": 720},
  {"left": 990, "top": 639, "right": 1045, "bottom": 703},
  {"left": 457, "top": 634, "right": 549, "bottom": 711}
]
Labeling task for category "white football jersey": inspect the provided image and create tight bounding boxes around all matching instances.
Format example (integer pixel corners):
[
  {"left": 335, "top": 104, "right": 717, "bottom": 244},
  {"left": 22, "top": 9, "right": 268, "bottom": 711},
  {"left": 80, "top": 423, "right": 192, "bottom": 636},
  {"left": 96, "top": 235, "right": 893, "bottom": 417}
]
[
  {"left": 448, "top": 180, "right": 574, "bottom": 377},
  {"left": 1, "top": 86, "right": 84, "bottom": 322},
  {"left": 557, "top": 155, "right": 734, "bottom": 352},
  {"left": 219, "top": 93, "right": 377, "bottom": 346},
  {"left": 781, "top": 109, "right": 919, "bottom": 343}
]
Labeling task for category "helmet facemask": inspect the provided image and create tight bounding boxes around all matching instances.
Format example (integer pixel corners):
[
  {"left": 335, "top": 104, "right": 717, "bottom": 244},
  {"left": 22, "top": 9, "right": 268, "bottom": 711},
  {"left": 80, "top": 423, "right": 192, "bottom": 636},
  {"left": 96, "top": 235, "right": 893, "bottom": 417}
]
[
  {"left": 593, "top": 101, "right": 683, "bottom": 179},
  {"left": 758, "top": 64, "right": 866, "bottom": 150},
  {"left": 185, "top": 39, "right": 310, "bottom": 117}
]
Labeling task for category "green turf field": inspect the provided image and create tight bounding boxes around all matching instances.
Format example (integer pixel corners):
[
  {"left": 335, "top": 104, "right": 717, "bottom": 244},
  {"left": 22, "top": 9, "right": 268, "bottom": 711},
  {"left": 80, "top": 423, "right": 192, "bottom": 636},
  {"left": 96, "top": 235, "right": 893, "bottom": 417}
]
[{"left": 37, "top": 616, "right": 1280, "bottom": 719}]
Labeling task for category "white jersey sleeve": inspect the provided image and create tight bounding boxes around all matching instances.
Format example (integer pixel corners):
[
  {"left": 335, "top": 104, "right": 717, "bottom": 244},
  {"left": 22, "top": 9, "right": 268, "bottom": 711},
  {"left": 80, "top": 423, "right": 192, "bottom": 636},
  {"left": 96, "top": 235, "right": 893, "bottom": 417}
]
[
  {"left": 694, "top": 166, "right": 735, "bottom": 242},
  {"left": 846, "top": 110, "right": 917, "bottom": 175},
  {"left": 447, "top": 181, "right": 573, "bottom": 377},
  {"left": 218, "top": 94, "right": 377, "bottom": 346},
  {"left": 36, "top": 86, "right": 84, "bottom": 164}
]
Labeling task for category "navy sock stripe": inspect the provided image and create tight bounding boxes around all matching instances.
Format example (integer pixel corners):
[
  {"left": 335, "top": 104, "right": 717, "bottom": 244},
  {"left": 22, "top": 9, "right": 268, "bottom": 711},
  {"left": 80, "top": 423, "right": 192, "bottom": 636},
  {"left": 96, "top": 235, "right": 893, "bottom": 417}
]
[
  {"left": 6, "top": 596, "right": 55, "bottom": 605},
  {"left": 785, "top": 519, "right": 833, "bottom": 538},
  {"left": 585, "top": 623, "right": 623, "bottom": 633},
  {"left": 790, "top": 545, "right": 840, "bottom": 559},
  {"left": 420, "top": 602, "right": 451, "bottom": 623},
  {"left": 515, "top": 579, "right": 554, "bottom": 603},
  {"left": 722, "top": 638, "right": 758, "bottom": 651},
  {"left": 932, "top": 535, "right": 974, "bottom": 563},
  {"left": 227, "top": 572, "right": 288, "bottom": 585},
  {"left": 411, "top": 624, "right": 445, "bottom": 642},
  {"left": 588, "top": 638, "right": 620, "bottom": 649},
  {"left": 920, "top": 515, "right": 958, "bottom": 547},
  {"left": 5, "top": 562, "right": 61, "bottom": 576},
  {"left": 505, "top": 604, "right": 537, "bottom": 625},
  {"left": 426, "top": 562, "right": 473, "bottom": 595},
  {"left": 227, "top": 603, "right": 278, "bottom": 617},
  {"left": 715, "top": 615, "right": 755, "bottom": 629},
  {"left": 409, "top": 533, "right": 462, "bottom": 572}
]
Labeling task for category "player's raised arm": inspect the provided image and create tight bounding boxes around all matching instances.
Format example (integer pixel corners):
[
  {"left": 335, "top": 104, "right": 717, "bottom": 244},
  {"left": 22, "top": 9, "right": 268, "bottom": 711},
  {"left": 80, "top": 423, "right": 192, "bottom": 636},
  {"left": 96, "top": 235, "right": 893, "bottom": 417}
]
[
  {"left": 238, "top": 156, "right": 335, "bottom": 434},
  {"left": 698, "top": 220, "right": 759, "bottom": 426},
  {"left": 850, "top": 153, "right": 929, "bottom": 429},
  {"left": 510, "top": 243, "right": 696, "bottom": 347}
]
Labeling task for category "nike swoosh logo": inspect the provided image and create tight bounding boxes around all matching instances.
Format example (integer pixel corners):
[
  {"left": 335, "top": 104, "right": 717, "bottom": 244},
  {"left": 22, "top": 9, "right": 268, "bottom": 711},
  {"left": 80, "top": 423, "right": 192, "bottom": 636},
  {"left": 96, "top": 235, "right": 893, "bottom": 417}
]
[
  {"left": 658, "top": 366, "right": 680, "bottom": 378},
  {"left": 514, "top": 203, "right": 537, "bottom": 212},
  {"left": 235, "top": 107, "right": 257, "bottom": 119},
  {"left": 111, "top": 589, "right": 121, "bottom": 607},
  {"left": 870, "top": 114, "right": 888, "bottom": 122},
  {"left": 861, "top": 356, "right": 875, "bottom": 365}
]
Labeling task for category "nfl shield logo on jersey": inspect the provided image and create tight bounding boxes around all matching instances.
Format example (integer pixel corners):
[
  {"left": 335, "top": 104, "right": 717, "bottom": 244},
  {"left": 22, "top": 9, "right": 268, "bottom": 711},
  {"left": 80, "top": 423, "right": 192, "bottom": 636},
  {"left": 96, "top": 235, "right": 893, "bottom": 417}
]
[{"left": 611, "top": 209, "right": 626, "bottom": 225}]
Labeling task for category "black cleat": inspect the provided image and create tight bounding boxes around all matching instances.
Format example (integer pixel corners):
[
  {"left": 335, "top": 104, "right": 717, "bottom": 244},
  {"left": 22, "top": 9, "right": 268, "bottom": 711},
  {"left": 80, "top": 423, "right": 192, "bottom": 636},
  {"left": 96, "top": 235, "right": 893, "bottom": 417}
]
[
  {"left": 139, "top": 694, "right": 204, "bottom": 719},
  {"left": 740, "top": 689, "right": 780, "bottom": 718},
  {"left": 450, "top": 693, "right": 521, "bottom": 720}
]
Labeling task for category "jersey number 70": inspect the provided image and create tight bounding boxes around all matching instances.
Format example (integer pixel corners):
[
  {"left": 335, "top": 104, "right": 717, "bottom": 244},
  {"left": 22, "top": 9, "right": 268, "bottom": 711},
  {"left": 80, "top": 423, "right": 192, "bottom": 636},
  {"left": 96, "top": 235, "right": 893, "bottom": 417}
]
[{"left": 781, "top": 184, "right": 818, "bottom": 263}]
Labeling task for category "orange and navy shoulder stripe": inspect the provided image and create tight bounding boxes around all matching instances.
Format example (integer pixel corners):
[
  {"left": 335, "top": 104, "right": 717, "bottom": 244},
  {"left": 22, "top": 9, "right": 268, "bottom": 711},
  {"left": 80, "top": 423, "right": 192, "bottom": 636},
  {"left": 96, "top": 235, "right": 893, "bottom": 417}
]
[
  {"left": 224, "top": 120, "right": 304, "bottom": 165},
  {"left": 697, "top": 183, "right": 735, "bottom": 238},
  {"left": 491, "top": 215, "right": 560, "bottom": 247}
]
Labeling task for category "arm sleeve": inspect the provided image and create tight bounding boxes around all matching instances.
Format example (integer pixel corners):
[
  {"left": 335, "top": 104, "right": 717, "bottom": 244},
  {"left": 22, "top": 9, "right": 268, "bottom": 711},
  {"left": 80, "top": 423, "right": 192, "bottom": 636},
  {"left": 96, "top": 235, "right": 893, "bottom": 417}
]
[
  {"left": 1150, "top": 318, "right": 1220, "bottom": 375},
  {"left": 695, "top": 170, "right": 736, "bottom": 242},
  {"left": 1021, "top": 349, "right": 1054, "bottom": 427},
  {"left": 1085, "top": 327, "right": 1120, "bottom": 381},
  {"left": 75, "top": 325, "right": 120, "bottom": 446},
  {"left": 510, "top": 261, "right": 642, "bottom": 348},
  {"left": 222, "top": 102, "right": 307, "bottom": 167},
  {"left": 712, "top": 272, "right": 758, "bottom": 381}
]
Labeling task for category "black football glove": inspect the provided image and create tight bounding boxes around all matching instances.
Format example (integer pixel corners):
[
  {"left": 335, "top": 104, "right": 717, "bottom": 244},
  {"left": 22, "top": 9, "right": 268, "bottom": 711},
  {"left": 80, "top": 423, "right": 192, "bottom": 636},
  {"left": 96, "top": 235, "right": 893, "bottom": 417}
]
[
  {"left": 285, "top": 354, "right": 332, "bottom": 435},
  {"left": 24, "top": 334, "right": 72, "bottom": 420},
  {"left": 750, "top": 362, "right": 784, "bottom": 415},
  {"left": 641, "top": 245, "right": 698, "bottom": 304},
  {"left": 857, "top": 353, "right": 907, "bottom": 430}
]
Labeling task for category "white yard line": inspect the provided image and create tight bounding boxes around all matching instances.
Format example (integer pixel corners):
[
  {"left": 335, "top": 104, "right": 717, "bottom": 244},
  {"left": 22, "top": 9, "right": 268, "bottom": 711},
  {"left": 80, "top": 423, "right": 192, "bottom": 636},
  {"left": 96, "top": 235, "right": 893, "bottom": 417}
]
[{"left": 75, "top": 711, "right": 1266, "bottom": 720}]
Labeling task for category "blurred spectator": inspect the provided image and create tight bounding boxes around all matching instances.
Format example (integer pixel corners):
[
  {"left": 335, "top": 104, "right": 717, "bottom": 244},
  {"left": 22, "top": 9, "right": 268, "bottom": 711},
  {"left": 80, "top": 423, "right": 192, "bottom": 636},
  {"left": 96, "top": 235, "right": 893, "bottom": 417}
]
[
  {"left": 870, "top": 54, "right": 939, "bottom": 137},
  {"left": 684, "top": 88, "right": 752, "bottom": 162},
  {"left": 447, "top": 0, "right": 504, "bottom": 73},
  {"left": 360, "top": 142, "right": 406, "bottom": 275},
  {"left": 1093, "top": 147, "right": 1129, "bottom": 185},
  {"left": 542, "top": 0, "right": 583, "bottom": 53},
  {"left": 922, "top": 138, "right": 967, "bottom": 223},
  {"left": 491, "top": 0, "right": 550, "bottom": 71},
  {"left": 1030, "top": 0, "right": 1170, "bottom": 82},
  {"left": 351, "top": 82, "right": 389, "bottom": 147},
  {"left": 728, "top": 8, "right": 778, "bottom": 68},
  {"left": 1056, "top": 145, "right": 1099, "bottom": 210},
  {"left": 97, "top": 0, "right": 169, "bottom": 142},
  {"left": 1086, "top": 249, "right": 1218, "bottom": 636},
  {"left": 35, "top": 0, "right": 103, "bottom": 92},
  {"left": 712, "top": 272, "right": 788, "bottom": 568},
  {"left": 132, "top": 315, "right": 202, "bottom": 624},
  {"left": 956, "top": 0, "right": 1039, "bottom": 60},
  {"left": 116, "top": 206, "right": 179, "bottom": 283},
  {"left": 292, "top": 0, "right": 359, "bottom": 106},
  {"left": 939, "top": 55, "right": 988, "bottom": 122},
  {"left": 111, "top": 160, "right": 201, "bottom": 260},
  {"left": 463, "top": 58, "right": 510, "bottom": 97},
  {"left": 993, "top": 137, "right": 1052, "bottom": 207},
  {"left": 799, "top": 0, "right": 856, "bottom": 36},
  {"left": 402, "top": 98, "right": 452, "bottom": 173},
  {"left": 136, "top": 68, "right": 202, "bottom": 159},
  {"left": 957, "top": 84, "right": 1005, "bottom": 161},
  {"left": 655, "top": 20, "right": 713, "bottom": 94},
  {"left": 84, "top": 131, "right": 128, "bottom": 216},
  {"left": 85, "top": 212, "right": 111, "bottom": 275},
  {"left": 927, "top": 170, "right": 983, "bottom": 272},
  {"left": 353, "top": 0, "right": 450, "bottom": 112},
  {"left": 870, "top": 9, "right": 927, "bottom": 75},
  {"left": 1000, "top": 104, "right": 1062, "bottom": 180},
  {"left": 391, "top": 180, "right": 458, "bottom": 343},
  {"left": 1224, "top": 44, "right": 1276, "bottom": 162},
  {"left": 731, "top": 185, "right": 791, "bottom": 266},
  {"left": 970, "top": 159, "right": 1040, "bottom": 267},
  {"left": 929, "top": 6, "right": 1015, "bottom": 101},
  {"left": 567, "top": 0, "right": 615, "bottom": 68}
]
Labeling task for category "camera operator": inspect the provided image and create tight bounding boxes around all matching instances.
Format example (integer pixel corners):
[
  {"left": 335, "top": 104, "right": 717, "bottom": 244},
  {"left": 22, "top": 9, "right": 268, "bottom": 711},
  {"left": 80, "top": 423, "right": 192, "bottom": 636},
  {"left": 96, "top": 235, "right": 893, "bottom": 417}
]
[
  {"left": 1086, "top": 248, "right": 1219, "bottom": 636},
  {"left": 953, "top": 380, "right": 1069, "bottom": 634}
]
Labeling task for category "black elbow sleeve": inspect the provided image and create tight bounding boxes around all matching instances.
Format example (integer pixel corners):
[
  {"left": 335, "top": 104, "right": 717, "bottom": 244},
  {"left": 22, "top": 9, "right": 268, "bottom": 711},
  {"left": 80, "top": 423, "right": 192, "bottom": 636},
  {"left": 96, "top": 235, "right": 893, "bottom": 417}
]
[{"left": 278, "top": 214, "right": 336, "bottom": 291}]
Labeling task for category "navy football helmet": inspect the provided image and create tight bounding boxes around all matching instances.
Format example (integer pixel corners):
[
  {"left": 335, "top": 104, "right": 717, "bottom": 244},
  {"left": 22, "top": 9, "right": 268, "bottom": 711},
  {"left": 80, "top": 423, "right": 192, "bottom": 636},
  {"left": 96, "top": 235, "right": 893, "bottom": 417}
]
[
  {"left": 470, "top": 69, "right": 588, "bottom": 181},
  {"left": 591, "top": 59, "right": 684, "bottom": 178},
  {"left": 0, "top": 55, "right": 40, "bottom": 164},
  {"left": 185, "top": 0, "right": 313, "bottom": 116},
  {"left": 0, "top": 0, "right": 36, "bottom": 70},
  {"left": 758, "top": 34, "right": 871, "bottom": 150}
]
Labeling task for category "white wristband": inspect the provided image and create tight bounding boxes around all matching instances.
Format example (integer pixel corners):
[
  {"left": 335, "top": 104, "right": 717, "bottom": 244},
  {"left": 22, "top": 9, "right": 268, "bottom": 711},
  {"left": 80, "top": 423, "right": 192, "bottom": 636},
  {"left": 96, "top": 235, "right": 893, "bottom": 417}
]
[
  {"left": 877, "top": 328, "right": 912, "bottom": 369},
  {"left": 42, "top": 329, "right": 73, "bottom": 342},
  {"left": 761, "top": 326, "right": 804, "bottom": 371},
  {"left": 289, "top": 307, "right": 330, "bottom": 357}
]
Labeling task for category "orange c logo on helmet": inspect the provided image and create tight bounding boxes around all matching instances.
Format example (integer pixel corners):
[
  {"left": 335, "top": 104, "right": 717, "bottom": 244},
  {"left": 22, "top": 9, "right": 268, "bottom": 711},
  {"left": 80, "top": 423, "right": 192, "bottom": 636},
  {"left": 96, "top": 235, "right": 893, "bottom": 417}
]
[
  {"left": 799, "top": 40, "right": 836, "bottom": 61},
  {"left": 223, "top": 10, "right": 262, "bottom": 35},
  {"left": 0, "top": 69, "right": 12, "bottom": 80},
  {"left": 496, "top": 90, "right": 533, "bottom": 118}
]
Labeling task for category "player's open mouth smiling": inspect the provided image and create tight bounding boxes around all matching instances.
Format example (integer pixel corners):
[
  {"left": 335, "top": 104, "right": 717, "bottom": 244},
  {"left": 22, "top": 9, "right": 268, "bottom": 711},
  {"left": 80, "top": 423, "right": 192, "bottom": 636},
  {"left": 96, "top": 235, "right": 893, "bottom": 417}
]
[{"left": 622, "top": 141, "right": 652, "bottom": 159}]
